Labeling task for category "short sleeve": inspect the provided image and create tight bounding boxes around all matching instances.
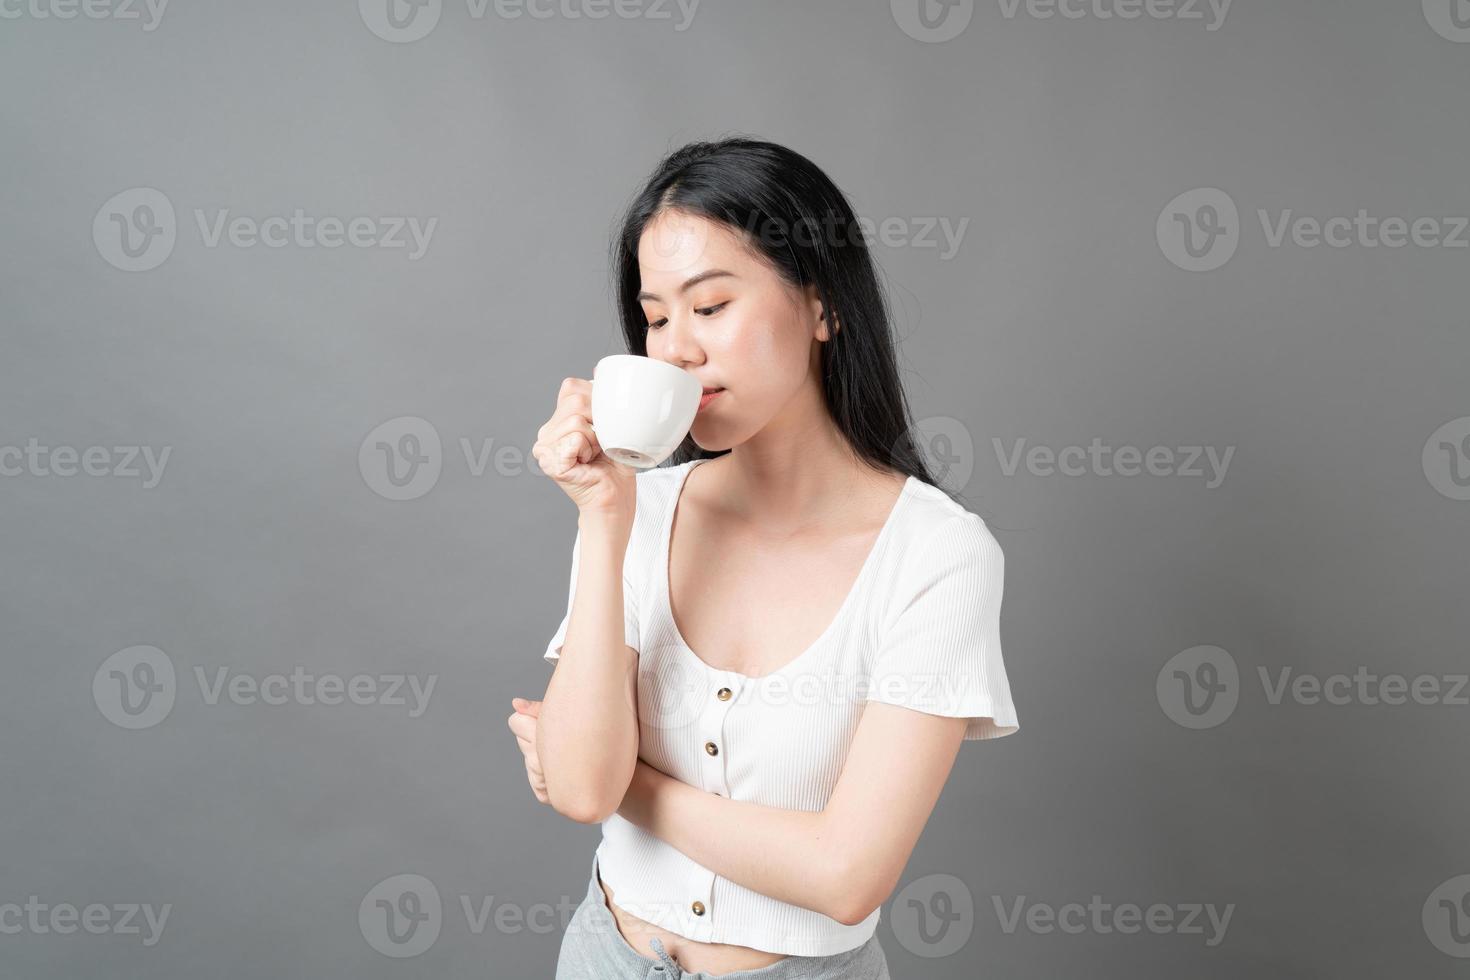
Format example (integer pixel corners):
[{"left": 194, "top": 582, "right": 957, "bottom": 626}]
[
  {"left": 865, "top": 513, "right": 1018, "bottom": 740},
  {"left": 543, "top": 526, "right": 641, "bottom": 662}
]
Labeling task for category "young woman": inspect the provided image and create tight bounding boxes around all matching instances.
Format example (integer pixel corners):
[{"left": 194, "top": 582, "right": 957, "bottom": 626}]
[{"left": 510, "top": 137, "right": 1019, "bottom": 979}]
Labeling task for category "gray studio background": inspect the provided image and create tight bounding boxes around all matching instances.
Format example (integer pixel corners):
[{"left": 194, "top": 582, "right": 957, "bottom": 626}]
[{"left": 2, "top": 0, "right": 1468, "bottom": 977}]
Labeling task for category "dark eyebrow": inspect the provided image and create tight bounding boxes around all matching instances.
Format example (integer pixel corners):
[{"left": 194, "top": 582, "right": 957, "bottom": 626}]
[{"left": 637, "top": 269, "right": 737, "bottom": 303}]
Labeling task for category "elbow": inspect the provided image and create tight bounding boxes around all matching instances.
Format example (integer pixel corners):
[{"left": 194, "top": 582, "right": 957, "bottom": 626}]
[
  {"left": 825, "top": 859, "right": 886, "bottom": 928},
  {"left": 546, "top": 783, "right": 617, "bottom": 825},
  {"left": 549, "top": 794, "right": 613, "bottom": 825},
  {"left": 543, "top": 761, "right": 628, "bottom": 825},
  {"left": 830, "top": 896, "right": 880, "bottom": 928},
  {"left": 558, "top": 801, "right": 613, "bottom": 826}
]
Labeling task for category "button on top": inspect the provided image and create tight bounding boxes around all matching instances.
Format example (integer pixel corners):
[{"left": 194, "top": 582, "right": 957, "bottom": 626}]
[
  {"left": 691, "top": 900, "right": 706, "bottom": 916},
  {"left": 716, "top": 687, "right": 732, "bottom": 701},
  {"left": 704, "top": 741, "right": 719, "bottom": 756}
]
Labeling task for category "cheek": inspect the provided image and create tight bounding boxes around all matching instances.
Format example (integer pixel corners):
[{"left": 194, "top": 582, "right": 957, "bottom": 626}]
[{"left": 727, "top": 308, "right": 808, "bottom": 387}]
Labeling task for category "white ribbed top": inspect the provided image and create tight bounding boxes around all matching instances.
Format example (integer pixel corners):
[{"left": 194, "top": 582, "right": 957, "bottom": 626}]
[{"left": 543, "top": 457, "right": 1018, "bottom": 956}]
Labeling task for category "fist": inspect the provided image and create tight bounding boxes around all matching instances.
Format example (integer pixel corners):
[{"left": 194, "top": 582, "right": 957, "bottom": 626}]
[{"left": 507, "top": 697, "right": 549, "bottom": 805}]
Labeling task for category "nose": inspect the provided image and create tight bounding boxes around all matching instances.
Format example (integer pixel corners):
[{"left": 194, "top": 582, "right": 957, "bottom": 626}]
[{"left": 654, "top": 311, "right": 705, "bottom": 370}]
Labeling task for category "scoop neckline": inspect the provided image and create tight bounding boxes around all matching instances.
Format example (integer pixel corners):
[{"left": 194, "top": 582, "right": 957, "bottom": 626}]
[{"left": 658, "top": 456, "right": 916, "bottom": 682}]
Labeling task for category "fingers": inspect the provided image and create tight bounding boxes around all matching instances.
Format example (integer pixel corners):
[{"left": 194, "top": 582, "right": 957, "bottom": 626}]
[
  {"left": 536, "top": 383, "right": 593, "bottom": 469},
  {"left": 507, "top": 711, "right": 537, "bottom": 742},
  {"left": 546, "top": 415, "right": 599, "bottom": 465},
  {"left": 532, "top": 437, "right": 578, "bottom": 481},
  {"left": 557, "top": 377, "right": 591, "bottom": 403},
  {"left": 511, "top": 697, "right": 543, "bottom": 717},
  {"left": 506, "top": 698, "right": 550, "bottom": 804},
  {"left": 534, "top": 417, "right": 599, "bottom": 478},
  {"left": 525, "top": 759, "right": 548, "bottom": 803}
]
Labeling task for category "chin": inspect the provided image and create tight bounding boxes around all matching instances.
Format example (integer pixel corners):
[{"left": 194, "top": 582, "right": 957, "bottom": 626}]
[{"left": 687, "top": 425, "right": 736, "bottom": 454}]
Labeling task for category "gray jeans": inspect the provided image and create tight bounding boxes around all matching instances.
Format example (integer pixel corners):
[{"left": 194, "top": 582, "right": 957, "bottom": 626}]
[{"left": 554, "top": 851, "right": 891, "bottom": 980}]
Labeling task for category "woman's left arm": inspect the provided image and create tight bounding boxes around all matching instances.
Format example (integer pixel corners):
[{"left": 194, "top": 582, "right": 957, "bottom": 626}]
[{"left": 616, "top": 702, "right": 969, "bottom": 926}]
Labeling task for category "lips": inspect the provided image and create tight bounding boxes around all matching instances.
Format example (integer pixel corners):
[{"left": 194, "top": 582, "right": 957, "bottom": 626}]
[{"left": 697, "top": 388, "right": 724, "bottom": 410}]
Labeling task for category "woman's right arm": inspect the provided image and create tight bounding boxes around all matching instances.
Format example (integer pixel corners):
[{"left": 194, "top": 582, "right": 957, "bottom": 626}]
[
  {"left": 531, "top": 376, "right": 641, "bottom": 825},
  {"left": 536, "top": 512, "right": 640, "bottom": 824}
]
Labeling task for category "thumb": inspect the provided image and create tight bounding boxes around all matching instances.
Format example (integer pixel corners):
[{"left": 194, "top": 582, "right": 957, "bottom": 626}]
[{"left": 512, "top": 697, "right": 543, "bottom": 716}]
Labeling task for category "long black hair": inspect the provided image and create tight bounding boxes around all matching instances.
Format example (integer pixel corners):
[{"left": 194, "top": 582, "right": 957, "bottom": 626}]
[{"left": 610, "top": 135, "right": 959, "bottom": 502}]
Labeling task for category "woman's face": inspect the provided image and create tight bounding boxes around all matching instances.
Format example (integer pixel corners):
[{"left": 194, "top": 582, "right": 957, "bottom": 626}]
[{"left": 637, "top": 209, "right": 830, "bottom": 451}]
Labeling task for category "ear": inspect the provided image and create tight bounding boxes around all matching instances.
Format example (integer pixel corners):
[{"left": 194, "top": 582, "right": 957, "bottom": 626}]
[{"left": 807, "top": 285, "right": 839, "bottom": 341}]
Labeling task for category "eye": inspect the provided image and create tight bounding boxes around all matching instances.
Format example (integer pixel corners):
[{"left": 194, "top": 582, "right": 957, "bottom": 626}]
[{"left": 645, "top": 303, "right": 728, "bottom": 331}]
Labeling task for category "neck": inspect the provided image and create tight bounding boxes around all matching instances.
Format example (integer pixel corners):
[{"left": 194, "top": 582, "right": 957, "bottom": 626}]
[{"left": 698, "top": 383, "right": 888, "bottom": 532}]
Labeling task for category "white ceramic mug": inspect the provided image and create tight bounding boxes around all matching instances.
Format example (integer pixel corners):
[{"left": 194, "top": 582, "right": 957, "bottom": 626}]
[{"left": 591, "top": 354, "right": 702, "bottom": 469}]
